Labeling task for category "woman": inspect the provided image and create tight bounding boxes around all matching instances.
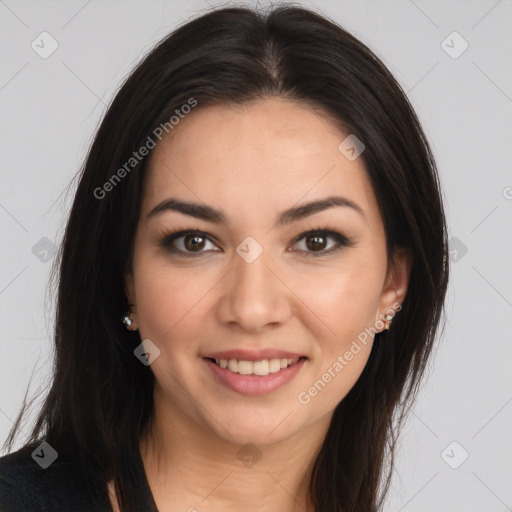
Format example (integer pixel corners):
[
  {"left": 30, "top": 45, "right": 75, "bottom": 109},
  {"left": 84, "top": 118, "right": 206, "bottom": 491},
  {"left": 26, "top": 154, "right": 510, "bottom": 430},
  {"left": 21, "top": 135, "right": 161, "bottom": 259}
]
[{"left": 0, "top": 4, "right": 449, "bottom": 511}]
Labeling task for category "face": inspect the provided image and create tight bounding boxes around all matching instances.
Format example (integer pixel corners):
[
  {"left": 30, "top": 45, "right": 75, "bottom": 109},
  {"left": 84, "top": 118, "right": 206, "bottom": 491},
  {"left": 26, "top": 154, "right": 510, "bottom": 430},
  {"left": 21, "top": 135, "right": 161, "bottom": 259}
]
[{"left": 125, "top": 98, "right": 410, "bottom": 446}]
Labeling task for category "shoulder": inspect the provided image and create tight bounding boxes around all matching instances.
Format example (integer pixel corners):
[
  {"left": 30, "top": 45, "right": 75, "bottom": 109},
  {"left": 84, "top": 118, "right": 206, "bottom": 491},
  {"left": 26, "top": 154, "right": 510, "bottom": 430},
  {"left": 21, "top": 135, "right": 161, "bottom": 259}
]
[{"left": 0, "top": 441, "right": 112, "bottom": 511}]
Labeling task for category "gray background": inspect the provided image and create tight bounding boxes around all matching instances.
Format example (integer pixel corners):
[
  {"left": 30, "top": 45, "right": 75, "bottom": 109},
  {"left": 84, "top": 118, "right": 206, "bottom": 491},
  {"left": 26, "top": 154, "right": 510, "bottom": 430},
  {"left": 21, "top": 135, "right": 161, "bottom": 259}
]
[{"left": 1, "top": 0, "right": 511, "bottom": 510}]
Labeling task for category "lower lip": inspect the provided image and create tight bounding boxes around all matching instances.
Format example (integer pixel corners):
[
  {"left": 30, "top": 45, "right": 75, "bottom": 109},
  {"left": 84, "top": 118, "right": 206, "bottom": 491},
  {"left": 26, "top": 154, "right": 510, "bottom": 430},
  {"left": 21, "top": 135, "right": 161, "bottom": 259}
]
[{"left": 203, "top": 357, "right": 307, "bottom": 396}]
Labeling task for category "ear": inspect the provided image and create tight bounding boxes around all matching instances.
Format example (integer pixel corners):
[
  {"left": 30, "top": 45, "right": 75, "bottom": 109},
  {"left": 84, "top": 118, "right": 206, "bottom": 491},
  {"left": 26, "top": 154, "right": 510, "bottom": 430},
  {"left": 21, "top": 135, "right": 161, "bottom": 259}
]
[
  {"left": 123, "top": 272, "right": 138, "bottom": 330},
  {"left": 375, "top": 247, "right": 413, "bottom": 330},
  {"left": 124, "top": 271, "right": 136, "bottom": 306}
]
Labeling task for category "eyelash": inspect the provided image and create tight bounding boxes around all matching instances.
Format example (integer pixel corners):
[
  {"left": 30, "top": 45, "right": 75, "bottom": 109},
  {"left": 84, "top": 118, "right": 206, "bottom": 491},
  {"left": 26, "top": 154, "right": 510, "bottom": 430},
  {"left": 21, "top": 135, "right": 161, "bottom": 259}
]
[{"left": 158, "top": 224, "right": 354, "bottom": 258}]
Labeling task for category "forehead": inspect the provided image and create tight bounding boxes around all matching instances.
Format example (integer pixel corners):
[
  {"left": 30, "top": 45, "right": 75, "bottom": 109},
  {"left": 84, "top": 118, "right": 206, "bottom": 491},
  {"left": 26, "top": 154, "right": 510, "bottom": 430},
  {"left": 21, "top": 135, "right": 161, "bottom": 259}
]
[{"left": 143, "top": 98, "right": 380, "bottom": 230}]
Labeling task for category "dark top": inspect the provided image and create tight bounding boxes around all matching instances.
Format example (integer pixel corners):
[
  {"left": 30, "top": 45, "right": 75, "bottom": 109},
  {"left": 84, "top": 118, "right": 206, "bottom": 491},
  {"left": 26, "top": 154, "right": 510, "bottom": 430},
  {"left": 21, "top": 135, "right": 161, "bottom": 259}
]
[{"left": 0, "top": 440, "right": 159, "bottom": 511}]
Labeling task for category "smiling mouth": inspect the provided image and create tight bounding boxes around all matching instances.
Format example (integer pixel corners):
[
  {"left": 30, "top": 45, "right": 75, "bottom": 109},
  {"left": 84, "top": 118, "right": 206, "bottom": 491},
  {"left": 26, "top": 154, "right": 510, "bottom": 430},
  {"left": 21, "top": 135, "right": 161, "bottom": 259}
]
[{"left": 204, "top": 356, "right": 307, "bottom": 377}]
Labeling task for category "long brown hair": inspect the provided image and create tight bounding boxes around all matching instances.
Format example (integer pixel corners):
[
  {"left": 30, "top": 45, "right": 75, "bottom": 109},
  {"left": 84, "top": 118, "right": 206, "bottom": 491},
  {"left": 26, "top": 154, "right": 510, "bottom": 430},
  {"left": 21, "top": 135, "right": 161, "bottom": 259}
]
[{"left": 4, "top": 5, "right": 449, "bottom": 511}]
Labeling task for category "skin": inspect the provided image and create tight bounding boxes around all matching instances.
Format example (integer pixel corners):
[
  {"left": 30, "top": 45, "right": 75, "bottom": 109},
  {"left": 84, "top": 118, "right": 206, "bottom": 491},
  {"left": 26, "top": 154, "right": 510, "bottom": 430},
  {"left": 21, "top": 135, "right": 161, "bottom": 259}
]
[{"left": 115, "top": 97, "right": 412, "bottom": 512}]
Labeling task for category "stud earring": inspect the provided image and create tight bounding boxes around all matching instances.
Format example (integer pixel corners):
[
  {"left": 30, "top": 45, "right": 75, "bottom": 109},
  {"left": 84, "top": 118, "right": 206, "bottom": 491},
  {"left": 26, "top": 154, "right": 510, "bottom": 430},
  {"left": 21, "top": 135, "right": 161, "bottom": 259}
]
[
  {"left": 122, "top": 311, "right": 137, "bottom": 331},
  {"left": 383, "top": 313, "right": 393, "bottom": 330}
]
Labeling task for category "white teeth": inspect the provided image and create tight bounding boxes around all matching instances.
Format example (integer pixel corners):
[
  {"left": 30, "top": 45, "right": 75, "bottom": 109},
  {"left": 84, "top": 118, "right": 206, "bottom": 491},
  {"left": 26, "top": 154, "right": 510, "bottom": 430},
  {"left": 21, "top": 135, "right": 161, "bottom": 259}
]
[
  {"left": 213, "top": 357, "right": 300, "bottom": 376},
  {"left": 253, "top": 360, "right": 269, "bottom": 375},
  {"left": 268, "top": 359, "right": 281, "bottom": 373},
  {"left": 238, "top": 360, "right": 253, "bottom": 375}
]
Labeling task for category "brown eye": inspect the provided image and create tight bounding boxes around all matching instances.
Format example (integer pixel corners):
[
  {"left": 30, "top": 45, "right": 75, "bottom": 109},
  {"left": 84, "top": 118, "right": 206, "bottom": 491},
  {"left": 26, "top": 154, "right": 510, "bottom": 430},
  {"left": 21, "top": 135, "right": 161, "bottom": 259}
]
[
  {"left": 160, "top": 228, "right": 352, "bottom": 258},
  {"left": 305, "top": 234, "right": 328, "bottom": 251},
  {"left": 291, "top": 229, "right": 352, "bottom": 257},
  {"left": 183, "top": 234, "right": 206, "bottom": 251},
  {"left": 160, "top": 230, "right": 220, "bottom": 256}
]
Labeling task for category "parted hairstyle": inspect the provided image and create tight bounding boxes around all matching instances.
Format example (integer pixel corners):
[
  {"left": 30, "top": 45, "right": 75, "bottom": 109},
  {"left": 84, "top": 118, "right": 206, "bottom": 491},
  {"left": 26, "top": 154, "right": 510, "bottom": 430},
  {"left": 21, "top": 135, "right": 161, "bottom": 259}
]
[{"left": 5, "top": 4, "right": 449, "bottom": 511}]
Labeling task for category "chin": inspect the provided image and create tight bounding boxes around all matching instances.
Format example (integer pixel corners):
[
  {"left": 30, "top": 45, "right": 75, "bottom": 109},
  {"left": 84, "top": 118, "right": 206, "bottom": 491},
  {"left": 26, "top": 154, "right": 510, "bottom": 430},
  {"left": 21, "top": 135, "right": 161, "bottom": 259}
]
[{"left": 203, "top": 408, "right": 301, "bottom": 447}]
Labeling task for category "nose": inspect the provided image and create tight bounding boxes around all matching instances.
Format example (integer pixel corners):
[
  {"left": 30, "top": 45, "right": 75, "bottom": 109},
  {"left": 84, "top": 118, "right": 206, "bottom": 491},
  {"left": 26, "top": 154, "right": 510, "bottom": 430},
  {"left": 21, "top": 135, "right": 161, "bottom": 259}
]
[{"left": 215, "top": 247, "right": 293, "bottom": 333}]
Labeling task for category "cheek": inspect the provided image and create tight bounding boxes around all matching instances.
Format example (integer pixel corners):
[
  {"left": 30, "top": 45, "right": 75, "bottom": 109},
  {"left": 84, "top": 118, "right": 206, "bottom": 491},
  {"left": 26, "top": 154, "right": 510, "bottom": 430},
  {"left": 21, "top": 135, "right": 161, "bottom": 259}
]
[
  {"left": 294, "top": 259, "right": 383, "bottom": 343},
  {"left": 132, "top": 254, "right": 212, "bottom": 346},
  {"left": 292, "top": 260, "right": 383, "bottom": 404},
  {"left": 297, "top": 282, "right": 377, "bottom": 412}
]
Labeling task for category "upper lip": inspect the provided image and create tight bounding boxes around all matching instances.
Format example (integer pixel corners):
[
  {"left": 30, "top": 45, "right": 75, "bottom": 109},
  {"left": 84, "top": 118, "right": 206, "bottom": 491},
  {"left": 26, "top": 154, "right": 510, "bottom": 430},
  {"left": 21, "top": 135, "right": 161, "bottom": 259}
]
[{"left": 202, "top": 349, "right": 307, "bottom": 361}]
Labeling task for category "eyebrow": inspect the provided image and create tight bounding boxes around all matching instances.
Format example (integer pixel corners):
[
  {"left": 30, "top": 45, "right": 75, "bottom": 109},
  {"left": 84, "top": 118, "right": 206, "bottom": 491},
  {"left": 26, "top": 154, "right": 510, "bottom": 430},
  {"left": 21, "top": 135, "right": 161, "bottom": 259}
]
[{"left": 146, "top": 195, "right": 366, "bottom": 226}]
